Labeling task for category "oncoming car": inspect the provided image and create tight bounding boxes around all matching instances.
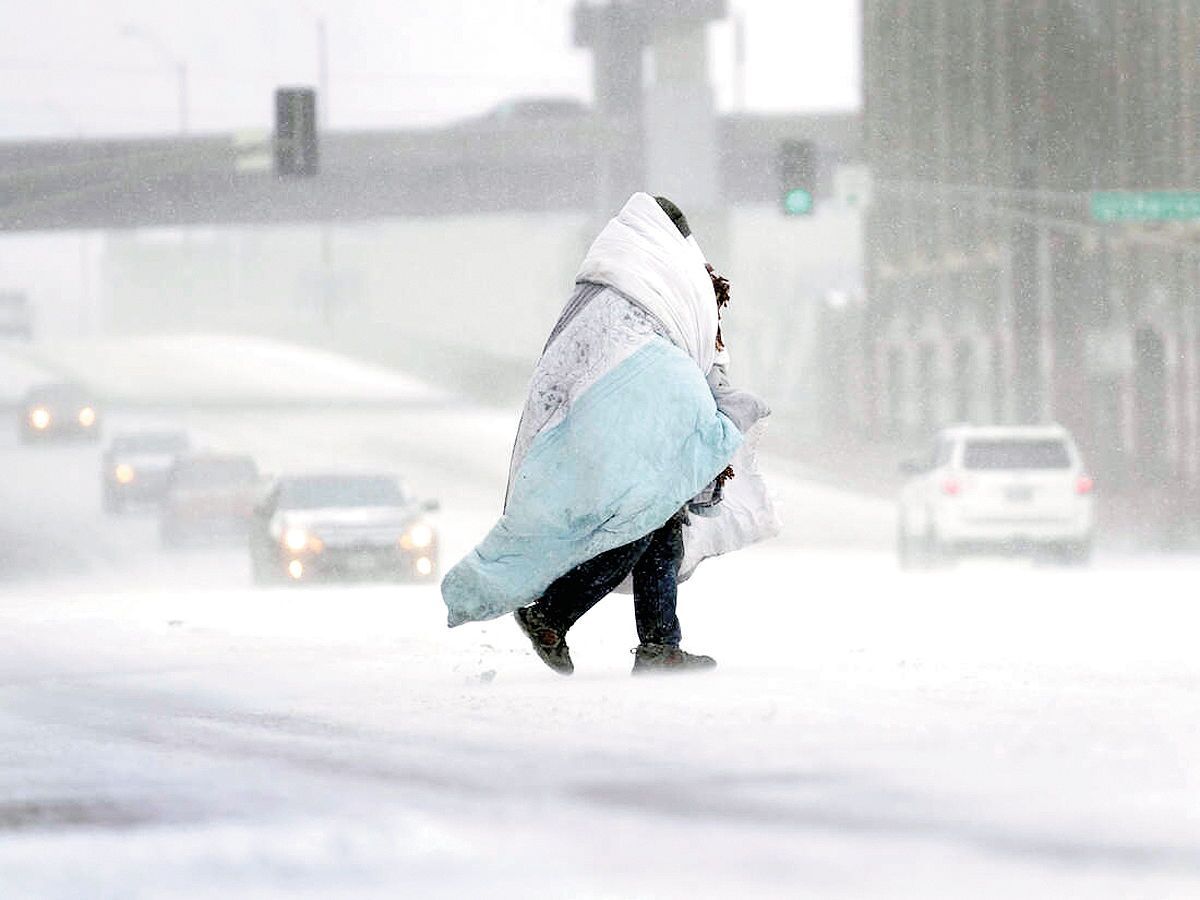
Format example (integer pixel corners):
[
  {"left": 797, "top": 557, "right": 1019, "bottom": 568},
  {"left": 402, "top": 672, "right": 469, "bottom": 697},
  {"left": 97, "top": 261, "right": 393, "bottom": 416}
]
[
  {"left": 19, "top": 383, "right": 99, "bottom": 443},
  {"left": 898, "top": 424, "right": 1095, "bottom": 567},
  {"left": 102, "top": 430, "right": 191, "bottom": 513},
  {"left": 160, "top": 453, "right": 261, "bottom": 546},
  {"left": 249, "top": 473, "right": 439, "bottom": 585}
]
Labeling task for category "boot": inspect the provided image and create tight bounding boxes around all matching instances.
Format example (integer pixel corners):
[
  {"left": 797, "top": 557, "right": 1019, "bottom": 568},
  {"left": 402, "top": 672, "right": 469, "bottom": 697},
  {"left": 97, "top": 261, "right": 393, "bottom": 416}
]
[
  {"left": 514, "top": 607, "right": 574, "bottom": 676},
  {"left": 631, "top": 643, "right": 716, "bottom": 675}
]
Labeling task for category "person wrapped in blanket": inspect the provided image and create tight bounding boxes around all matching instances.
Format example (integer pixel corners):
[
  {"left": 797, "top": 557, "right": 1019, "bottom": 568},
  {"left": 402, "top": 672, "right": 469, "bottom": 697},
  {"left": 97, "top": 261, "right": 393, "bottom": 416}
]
[{"left": 440, "top": 193, "right": 778, "bottom": 675}]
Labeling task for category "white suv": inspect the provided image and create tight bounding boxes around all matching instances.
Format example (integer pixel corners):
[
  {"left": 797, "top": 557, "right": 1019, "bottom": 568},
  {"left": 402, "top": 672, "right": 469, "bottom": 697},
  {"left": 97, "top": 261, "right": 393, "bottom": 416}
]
[{"left": 898, "top": 425, "right": 1095, "bottom": 566}]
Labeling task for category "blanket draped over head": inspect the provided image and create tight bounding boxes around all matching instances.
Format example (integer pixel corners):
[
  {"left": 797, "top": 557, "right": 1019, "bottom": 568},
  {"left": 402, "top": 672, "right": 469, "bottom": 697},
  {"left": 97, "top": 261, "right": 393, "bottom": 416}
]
[{"left": 441, "top": 192, "right": 778, "bottom": 627}]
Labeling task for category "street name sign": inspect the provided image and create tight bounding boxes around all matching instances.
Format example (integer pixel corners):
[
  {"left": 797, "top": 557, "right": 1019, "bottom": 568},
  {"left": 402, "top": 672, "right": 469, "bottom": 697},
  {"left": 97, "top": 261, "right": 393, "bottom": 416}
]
[{"left": 1091, "top": 191, "right": 1200, "bottom": 222}]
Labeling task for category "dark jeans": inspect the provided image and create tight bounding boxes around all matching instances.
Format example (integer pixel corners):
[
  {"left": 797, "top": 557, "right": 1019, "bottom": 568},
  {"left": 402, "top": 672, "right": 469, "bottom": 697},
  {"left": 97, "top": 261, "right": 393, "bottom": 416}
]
[{"left": 531, "top": 514, "right": 685, "bottom": 646}]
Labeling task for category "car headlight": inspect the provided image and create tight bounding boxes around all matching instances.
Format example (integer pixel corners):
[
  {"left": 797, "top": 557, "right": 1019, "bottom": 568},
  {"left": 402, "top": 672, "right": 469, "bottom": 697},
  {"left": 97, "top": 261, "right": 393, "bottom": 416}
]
[
  {"left": 284, "top": 527, "right": 312, "bottom": 552},
  {"left": 29, "top": 407, "right": 51, "bottom": 430},
  {"left": 282, "top": 526, "right": 322, "bottom": 553},
  {"left": 114, "top": 463, "right": 135, "bottom": 484},
  {"left": 400, "top": 522, "right": 434, "bottom": 550},
  {"left": 78, "top": 406, "right": 96, "bottom": 427}
]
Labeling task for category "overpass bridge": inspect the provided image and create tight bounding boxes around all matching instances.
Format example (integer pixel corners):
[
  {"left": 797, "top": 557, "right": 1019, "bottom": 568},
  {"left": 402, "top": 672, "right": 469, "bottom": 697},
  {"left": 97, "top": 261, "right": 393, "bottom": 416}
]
[
  {"left": 2, "top": 0, "right": 859, "bottom": 233},
  {"left": 0, "top": 112, "right": 860, "bottom": 232}
]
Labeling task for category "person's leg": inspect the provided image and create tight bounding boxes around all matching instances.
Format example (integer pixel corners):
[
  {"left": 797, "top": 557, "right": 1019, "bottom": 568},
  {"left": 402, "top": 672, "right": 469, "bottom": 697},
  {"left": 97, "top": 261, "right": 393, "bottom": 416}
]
[
  {"left": 516, "top": 532, "right": 655, "bottom": 675},
  {"left": 629, "top": 514, "right": 716, "bottom": 673},
  {"left": 631, "top": 515, "right": 684, "bottom": 647},
  {"left": 531, "top": 532, "right": 654, "bottom": 633}
]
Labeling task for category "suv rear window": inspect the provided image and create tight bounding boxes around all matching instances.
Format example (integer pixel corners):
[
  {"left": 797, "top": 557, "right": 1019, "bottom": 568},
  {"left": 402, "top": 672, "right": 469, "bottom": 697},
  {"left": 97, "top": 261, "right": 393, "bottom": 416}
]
[{"left": 962, "top": 439, "right": 1071, "bottom": 470}]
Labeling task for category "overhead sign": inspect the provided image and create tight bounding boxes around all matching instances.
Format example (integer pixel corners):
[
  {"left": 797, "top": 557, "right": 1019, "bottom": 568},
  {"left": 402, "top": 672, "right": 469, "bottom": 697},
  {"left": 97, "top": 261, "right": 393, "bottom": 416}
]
[
  {"left": 232, "top": 129, "right": 271, "bottom": 173},
  {"left": 1092, "top": 191, "right": 1200, "bottom": 222}
]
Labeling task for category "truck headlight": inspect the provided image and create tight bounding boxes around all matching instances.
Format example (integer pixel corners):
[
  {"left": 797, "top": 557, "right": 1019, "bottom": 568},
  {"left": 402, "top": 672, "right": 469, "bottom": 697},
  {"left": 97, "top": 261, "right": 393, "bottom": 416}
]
[
  {"left": 114, "top": 463, "right": 135, "bottom": 484},
  {"left": 78, "top": 406, "right": 96, "bottom": 427},
  {"left": 29, "top": 407, "right": 51, "bottom": 430}
]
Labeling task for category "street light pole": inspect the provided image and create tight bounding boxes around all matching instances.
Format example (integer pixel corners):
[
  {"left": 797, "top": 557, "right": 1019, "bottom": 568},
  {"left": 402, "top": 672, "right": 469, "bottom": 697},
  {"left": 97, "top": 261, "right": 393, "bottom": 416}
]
[
  {"left": 733, "top": 12, "right": 746, "bottom": 114},
  {"left": 121, "top": 24, "right": 189, "bottom": 134},
  {"left": 304, "top": 6, "right": 333, "bottom": 319},
  {"left": 296, "top": 1, "right": 329, "bottom": 128},
  {"left": 316, "top": 17, "right": 328, "bottom": 130},
  {"left": 177, "top": 60, "right": 189, "bottom": 134}
]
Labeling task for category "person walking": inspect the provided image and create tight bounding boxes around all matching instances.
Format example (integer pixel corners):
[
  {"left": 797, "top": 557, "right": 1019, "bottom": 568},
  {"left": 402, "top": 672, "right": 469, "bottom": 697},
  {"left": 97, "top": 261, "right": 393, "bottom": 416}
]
[{"left": 441, "top": 193, "right": 776, "bottom": 674}]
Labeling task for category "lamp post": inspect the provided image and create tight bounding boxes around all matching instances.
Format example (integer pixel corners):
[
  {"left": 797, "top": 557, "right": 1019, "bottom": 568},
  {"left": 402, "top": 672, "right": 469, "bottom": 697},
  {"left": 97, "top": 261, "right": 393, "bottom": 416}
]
[{"left": 121, "top": 24, "right": 189, "bottom": 134}]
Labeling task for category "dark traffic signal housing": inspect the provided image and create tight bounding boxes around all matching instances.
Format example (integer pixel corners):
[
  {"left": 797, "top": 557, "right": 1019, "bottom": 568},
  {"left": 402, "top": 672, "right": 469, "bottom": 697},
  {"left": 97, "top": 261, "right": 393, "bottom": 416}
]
[
  {"left": 778, "top": 138, "right": 815, "bottom": 215},
  {"left": 275, "top": 87, "right": 319, "bottom": 178}
]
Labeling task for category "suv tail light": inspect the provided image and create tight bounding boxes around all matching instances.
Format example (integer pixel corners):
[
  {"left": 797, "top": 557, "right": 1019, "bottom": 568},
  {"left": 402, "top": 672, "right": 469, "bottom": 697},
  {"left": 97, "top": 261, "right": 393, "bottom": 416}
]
[
  {"left": 941, "top": 477, "right": 961, "bottom": 496},
  {"left": 1075, "top": 475, "right": 1094, "bottom": 495}
]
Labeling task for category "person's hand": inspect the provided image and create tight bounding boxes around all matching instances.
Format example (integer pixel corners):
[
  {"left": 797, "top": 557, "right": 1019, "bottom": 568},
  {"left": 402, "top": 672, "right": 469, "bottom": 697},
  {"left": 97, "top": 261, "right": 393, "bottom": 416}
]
[{"left": 706, "top": 264, "right": 730, "bottom": 351}]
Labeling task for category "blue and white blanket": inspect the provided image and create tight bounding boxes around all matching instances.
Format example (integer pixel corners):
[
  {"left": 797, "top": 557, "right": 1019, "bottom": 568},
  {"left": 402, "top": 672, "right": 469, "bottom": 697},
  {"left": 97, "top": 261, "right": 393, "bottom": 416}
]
[{"left": 442, "top": 193, "right": 778, "bottom": 627}]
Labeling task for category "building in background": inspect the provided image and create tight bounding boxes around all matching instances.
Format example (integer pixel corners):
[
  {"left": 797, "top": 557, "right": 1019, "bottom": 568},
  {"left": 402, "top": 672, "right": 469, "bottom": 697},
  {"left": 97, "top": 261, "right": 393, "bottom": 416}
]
[{"left": 862, "top": 0, "right": 1200, "bottom": 526}]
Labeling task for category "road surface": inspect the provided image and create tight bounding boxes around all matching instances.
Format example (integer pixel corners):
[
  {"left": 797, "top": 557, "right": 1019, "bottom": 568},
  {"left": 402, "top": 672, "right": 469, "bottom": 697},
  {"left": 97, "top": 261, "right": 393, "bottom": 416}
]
[{"left": 0, "top": 341, "right": 1197, "bottom": 899}]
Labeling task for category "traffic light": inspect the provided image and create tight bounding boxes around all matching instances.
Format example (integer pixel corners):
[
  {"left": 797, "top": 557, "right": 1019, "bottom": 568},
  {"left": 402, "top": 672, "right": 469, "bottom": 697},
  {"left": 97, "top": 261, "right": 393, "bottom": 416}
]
[
  {"left": 275, "top": 87, "right": 318, "bottom": 177},
  {"left": 778, "top": 139, "right": 815, "bottom": 216}
]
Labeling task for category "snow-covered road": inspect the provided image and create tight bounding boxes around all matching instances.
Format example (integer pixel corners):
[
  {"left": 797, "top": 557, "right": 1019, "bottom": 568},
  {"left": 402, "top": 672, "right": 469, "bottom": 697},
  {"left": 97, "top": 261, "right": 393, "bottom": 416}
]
[{"left": 1, "top": 344, "right": 1198, "bottom": 898}]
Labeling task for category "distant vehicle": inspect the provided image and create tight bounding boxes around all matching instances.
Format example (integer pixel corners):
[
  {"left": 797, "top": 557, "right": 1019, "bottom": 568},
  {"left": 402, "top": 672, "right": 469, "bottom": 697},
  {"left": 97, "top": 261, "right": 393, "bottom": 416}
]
[
  {"left": 0, "top": 292, "right": 31, "bottom": 340},
  {"left": 19, "top": 383, "right": 99, "bottom": 443},
  {"left": 102, "top": 430, "right": 191, "bottom": 513},
  {"left": 897, "top": 424, "right": 1095, "bottom": 567},
  {"left": 160, "top": 453, "right": 261, "bottom": 546},
  {"left": 249, "top": 473, "right": 439, "bottom": 585}
]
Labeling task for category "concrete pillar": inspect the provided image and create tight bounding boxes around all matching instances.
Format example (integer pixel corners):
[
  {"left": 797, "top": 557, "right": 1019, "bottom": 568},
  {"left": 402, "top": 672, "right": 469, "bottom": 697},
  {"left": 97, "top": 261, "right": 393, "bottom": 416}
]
[
  {"left": 643, "top": 26, "right": 719, "bottom": 211},
  {"left": 1186, "top": 270, "right": 1200, "bottom": 486},
  {"left": 644, "top": 19, "right": 726, "bottom": 266},
  {"left": 575, "top": 0, "right": 726, "bottom": 245},
  {"left": 1037, "top": 228, "right": 1055, "bottom": 423},
  {"left": 573, "top": 2, "right": 645, "bottom": 215}
]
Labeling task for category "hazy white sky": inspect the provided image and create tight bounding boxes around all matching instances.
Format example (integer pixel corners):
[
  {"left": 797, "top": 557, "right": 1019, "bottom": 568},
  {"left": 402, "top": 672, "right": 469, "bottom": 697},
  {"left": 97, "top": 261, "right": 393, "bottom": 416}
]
[{"left": 0, "top": 1, "right": 860, "bottom": 139}]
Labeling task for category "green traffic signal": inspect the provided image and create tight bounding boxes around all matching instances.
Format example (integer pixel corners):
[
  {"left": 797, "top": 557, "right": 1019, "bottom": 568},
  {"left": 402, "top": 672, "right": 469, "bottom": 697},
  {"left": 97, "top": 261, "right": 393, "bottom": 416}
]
[{"left": 783, "top": 188, "right": 813, "bottom": 216}]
